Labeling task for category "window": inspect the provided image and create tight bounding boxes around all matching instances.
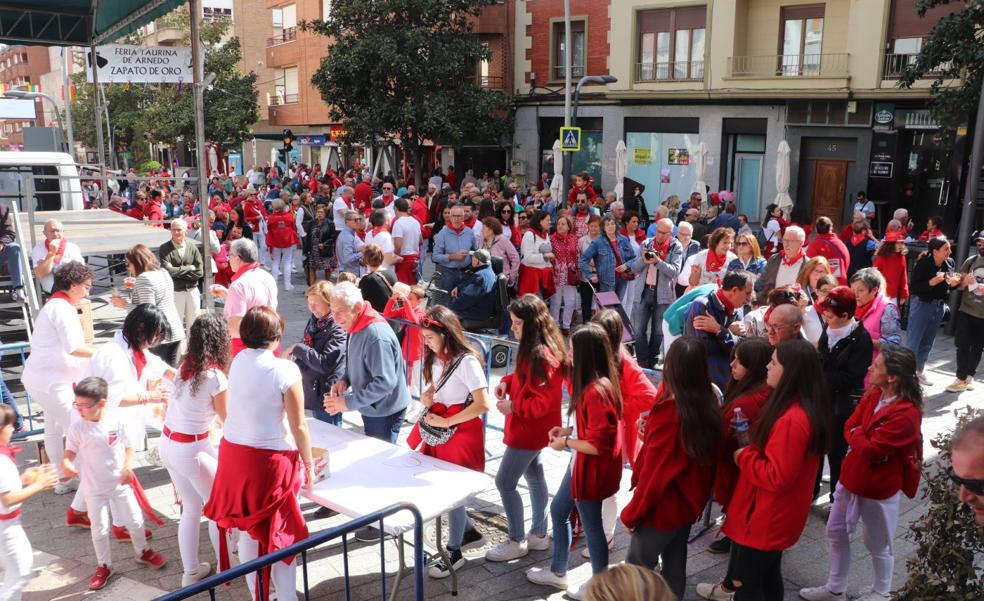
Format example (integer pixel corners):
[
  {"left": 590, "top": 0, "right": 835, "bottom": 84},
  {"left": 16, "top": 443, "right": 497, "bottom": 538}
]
[
  {"left": 322, "top": 0, "right": 331, "bottom": 20},
  {"left": 637, "top": 7, "right": 705, "bottom": 81},
  {"left": 282, "top": 5, "right": 297, "bottom": 29},
  {"left": 272, "top": 8, "right": 282, "bottom": 28},
  {"left": 552, "top": 20, "right": 585, "bottom": 80},
  {"left": 780, "top": 5, "right": 824, "bottom": 76}
]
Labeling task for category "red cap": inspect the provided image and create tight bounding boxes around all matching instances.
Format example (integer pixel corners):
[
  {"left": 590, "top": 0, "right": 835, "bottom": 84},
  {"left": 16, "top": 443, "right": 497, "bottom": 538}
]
[{"left": 884, "top": 231, "right": 904, "bottom": 243}]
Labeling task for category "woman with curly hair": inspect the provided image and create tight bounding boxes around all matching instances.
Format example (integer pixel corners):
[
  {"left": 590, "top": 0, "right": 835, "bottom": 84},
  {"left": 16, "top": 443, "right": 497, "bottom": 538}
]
[{"left": 159, "top": 314, "right": 230, "bottom": 586}]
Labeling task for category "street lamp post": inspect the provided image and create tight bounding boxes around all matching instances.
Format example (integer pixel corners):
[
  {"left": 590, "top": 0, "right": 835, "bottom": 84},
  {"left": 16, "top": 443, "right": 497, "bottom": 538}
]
[
  {"left": 3, "top": 89, "right": 70, "bottom": 154},
  {"left": 560, "top": 75, "right": 617, "bottom": 208}
]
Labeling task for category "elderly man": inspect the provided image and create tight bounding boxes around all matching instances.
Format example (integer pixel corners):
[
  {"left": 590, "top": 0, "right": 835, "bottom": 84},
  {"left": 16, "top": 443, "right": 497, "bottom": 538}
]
[
  {"left": 607, "top": 200, "right": 625, "bottom": 223},
  {"left": 758, "top": 225, "right": 808, "bottom": 296},
  {"left": 951, "top": 416, "right": 984, "bottom": 526},
  {"left": 684, "top": 207, "right": 709, "bottom": 245},
  {"left": 630, "top": 218, "right": 682, "bottom": 369},
  {"left": 211, "top": 238, "right": 277, "bottom": 357},
  {"left": 683, "top": 270, "right": 754, "bottom": 389},
  {"left": 432, "top": 205, "right": 477, "bottom": 298},
  {"left": 766, "top": 303, "right": 805, "bottom": 347},
  {"left": 335, "top": 210, "right": 366, "bottom": 276},
  {"left": 32, "top": 219, "right": 85, "bottom": 295},
  {"left": 450, "top": 249, "right": 497, "bottom": 323},
  {"left": 840, "top": 211, "right": 867, "bottom": 242},
  {"left": 160, "top": 219, "right": 204, "bottom": 343},
  {"left": 0, "top": 202, "right": 26, "bottom": 303}
]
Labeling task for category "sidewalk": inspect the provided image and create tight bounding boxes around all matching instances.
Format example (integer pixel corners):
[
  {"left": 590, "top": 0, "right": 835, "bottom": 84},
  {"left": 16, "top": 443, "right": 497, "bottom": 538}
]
[{"left": 2, "top": 267, "right": 972, "bottom": 601}]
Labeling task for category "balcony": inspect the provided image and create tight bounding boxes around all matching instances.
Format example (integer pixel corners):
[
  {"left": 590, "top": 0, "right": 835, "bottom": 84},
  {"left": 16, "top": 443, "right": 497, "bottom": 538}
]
[
  {"left": 269, "top": 93, "right": 299, "bottom": 106},
  {"left": 728, "top": 54, "right": 849, "bottom": 78},
  {"left": 551, "top": 65, "right": 585, "bottom": 81},
  {"left": 266, "top": 27, "right": 297, "bottom": 47},
  {"left": 636, "top": 61, "right": 704, "bottom": 83},
  {"left": 882, "top": 53, "right": 953, "bottom": 80},
  {"left": 475, "top": 75, "right": 504, "bottom": 90}
]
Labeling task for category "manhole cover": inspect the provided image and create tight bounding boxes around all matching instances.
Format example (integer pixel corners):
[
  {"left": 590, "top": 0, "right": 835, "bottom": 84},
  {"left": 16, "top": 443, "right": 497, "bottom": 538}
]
[{"left": 423, "top": 509, "right": 509, "bottom": 558}]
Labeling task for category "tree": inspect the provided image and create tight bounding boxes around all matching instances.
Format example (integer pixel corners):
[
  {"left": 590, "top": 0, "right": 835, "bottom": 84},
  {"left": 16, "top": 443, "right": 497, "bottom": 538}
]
[
  {"left": 305, "top": 0, "right": 513, "bottom": 186},
  {"left": 899, "top": 0, "right": 984, "bottom": 133}
]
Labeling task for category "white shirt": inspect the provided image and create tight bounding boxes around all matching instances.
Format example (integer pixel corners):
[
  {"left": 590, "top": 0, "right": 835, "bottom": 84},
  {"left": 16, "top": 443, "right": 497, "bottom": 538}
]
[
  {"left": 430, "top": 354, "right": 487, "bottom": 407},
  {"left": 762, "top": 219, "right": 782, "bottom": 247},
  {"left": 86, "top": 331, "right": 170, "bottom": 414},
  {"left": 365, "top": 229, "right": 395, "bottom": 267},
  {"left": 776, "top": 257, "right": 804, "bottom": 289},
  {"left": 65, "top": 414, "right": 135, "bottom": 493},
  {"left": 0, "top": 455, "right": 22, "bottom": 513},
  {"left": 224, "top": 348, "right": 301, "bottom": 451},
  {"left": 391, "top": 215, "right": 422, "bottom": 256},
  {"left": 31, "top": 239, "right": 85, "bottom": 293},
  {"left": 164, "top": 369, "right": 227, "bottom": 435},
  {"left": 332, "top": 196, "right": 350, "bottom": 230},
  {"left": 472, "top": 220, "right": 484, "bottom": 242},
  {"left": 853, "top": 200, "right": 875, "bottom": 216},
  {"left": 21, "top": 297, "right": 87, "bottom": 392},
  {"left": 803, "top": 305, "right": 824, "bottom": 344},
  {"left": 678, "top": 250, "right": 738, "bottom": 287},
  {"left": 521, "top": 230, "right": 551, "bottom": 268},
  {"left": 295, "top": 206, "right": 306, "bottom": 238},
  {"left": 874, "top": 394, "right": 898, "bottom": 415},
  {"left": 825, "top": 320, "right": 855, "bottom": 350}
]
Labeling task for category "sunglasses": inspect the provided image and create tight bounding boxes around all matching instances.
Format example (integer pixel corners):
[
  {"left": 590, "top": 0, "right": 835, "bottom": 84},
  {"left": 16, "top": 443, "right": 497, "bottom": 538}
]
[
  {"left": 948, "top": 466, "right": 984, "bottom": 495},
  {"left": 736, "top": 241, "right": 750, "bottom": 247},
  {"left": 518, "top": 215, "right": 528, "bottom": 220}
]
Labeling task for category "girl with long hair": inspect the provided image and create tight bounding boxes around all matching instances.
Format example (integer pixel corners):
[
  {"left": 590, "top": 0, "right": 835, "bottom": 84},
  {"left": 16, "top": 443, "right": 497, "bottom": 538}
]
[
  {"left": 800, "top": 344, "right": 923, "bottom": 601},
  {"left": 406, "top": 305, "right": 491, "bottom": 578},
  {"left": 526, "top": 324, "right": 623, "bottom": 597},
  {"left": 621, "top": 337, "right": 721, "bottom": 599},
  {"left": 159, "top": 314, "right": 231, "bottom": 586},
  {"left": 486, "top": 295, "right": 569, "bottom": 563},
  {"left": 722, "top": 339, "right": 831, "bottom": 601}
]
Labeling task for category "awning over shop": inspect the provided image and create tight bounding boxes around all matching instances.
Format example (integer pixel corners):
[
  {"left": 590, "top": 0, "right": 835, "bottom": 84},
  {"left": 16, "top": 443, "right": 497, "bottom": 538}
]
[{"left": 0, "top": 0, "right": 184, "bottom": 47}]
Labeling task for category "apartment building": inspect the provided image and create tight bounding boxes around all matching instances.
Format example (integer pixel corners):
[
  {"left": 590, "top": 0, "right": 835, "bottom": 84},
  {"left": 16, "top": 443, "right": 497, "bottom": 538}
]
[
  {"left": 0, "top": 46, "right": 51, "bottom": 149},
  {"left": 513, "top": 0, "right": 963, "bottom": 228}
]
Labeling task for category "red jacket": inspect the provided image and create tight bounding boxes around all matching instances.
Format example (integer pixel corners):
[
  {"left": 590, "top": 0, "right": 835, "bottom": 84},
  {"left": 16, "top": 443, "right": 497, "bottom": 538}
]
[
  {"left": 383, "top": 297, "right": 424, "bottom": 364},
  {"left": 567, "top": 183, "right": 597, "bottom": 207},
  {"left": 143, "top": 200, "right": 164, "bottom": 226},
  {"left": 806, "top": 233, "right": 850, "bottom": 285},
  {"left": 840, "top": 388, "right": 922, "bottom": 500},
  {"left": 618, "top": 349, "right": 659, "bottom": 466},
  {"left": 571, "top": 383, "right": 623, "bottom": 502},
  {"left": 714, "top": 386, "right": 771, "bottom": 512},
  {"left": 873, "top": 254, "right": 909, "bottom": 302},
  {"left": 620, "top": 396, "right": 715, "bottom": 532},
  {"left": 125, "top": 205, "right": 144, "bottom": 220},
  {"left": 354, "top": 181, "right": 373, "bottom": 213},
  {"left": 722, "top": 400, "right": 819, "bottom": 551},
  {"left": 243, "top": 199, "right": 269, "bottom": 230},
  {"left": 266, "top": 210, "right": 299, "bottom": 248},
  {"left": 500, "top": 349, "right": 564, "bottom": 451},
  {"left": 410, "top": 198, "right": 432, "bottom": 238}
]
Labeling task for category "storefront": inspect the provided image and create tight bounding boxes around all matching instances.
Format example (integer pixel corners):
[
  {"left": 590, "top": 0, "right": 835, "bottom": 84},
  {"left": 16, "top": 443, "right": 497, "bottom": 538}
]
[
  {"left": 624, "top": 117, "right": 700, "bottom": 207},
  {"left": 538, "top": 116, "right": 604, "bottom": 191}
]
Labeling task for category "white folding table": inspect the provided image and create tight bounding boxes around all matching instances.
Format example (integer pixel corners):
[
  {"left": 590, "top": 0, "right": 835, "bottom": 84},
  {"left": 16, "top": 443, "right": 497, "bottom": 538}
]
[{"left": 301, "top": 418, "right": 492, "bottom": 599}]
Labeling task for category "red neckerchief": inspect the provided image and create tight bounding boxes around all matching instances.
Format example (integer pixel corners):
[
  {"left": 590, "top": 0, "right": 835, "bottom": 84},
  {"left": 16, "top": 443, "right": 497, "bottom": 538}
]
[
  {"left": 356, "top": 229, "right": 366, "bottom": 240},
  {"left": 716, "top": 288, "right": 736, "bottom": 315},
  {"left": 447, "top": 223, "right": 466, "bottom": 234},
  {"left": 705, "top": 249, "right": 728, "bottom": 273},
  {"left": 370, "top": 226, "right": 388, "bottom": 237},
  {"left": 781, "top": 248, "right": 806, "bottom": 266},
  {"left": 47, "top": 291, "right": 73, "bottom": 305},
  {"left": 348, "top": 302, "right": 388, "bottom": 333},
  {"left": 464, "top": 217, "right": 477, "bottom": 229},
  {"left": 0, "top": 445, "right": 21, "bottom": 461},
  {"left": 607, "top": 236, "right": 624, "bottom": 266},
  {"left": 855, "top": 299, "right": 874, "bottom": 320},
  {"left": 52, "top": 238, "right": 68, "bottom": 263},
  {"left": 621, "top": 227, "right": 645, "bottom": 244},
  {"left": 230, "top": 262, "right": 261, "bottom": 283},
  {"left": 850, "top": 233, "right": 866, "bottom": 246},
  {"left": 133, "top": 348, "right": 147, "bottom": 380},
  {"left": 381, "top": 194, "right": 394, "bottom": 206}
]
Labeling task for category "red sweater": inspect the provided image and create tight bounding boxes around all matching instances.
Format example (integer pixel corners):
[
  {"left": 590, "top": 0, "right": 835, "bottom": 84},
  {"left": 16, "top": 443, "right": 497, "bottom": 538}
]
[
  {"left": 567, "top": 183, "right": 597, "bottom": 206},
  {"left": 806, "top": 233, "right": 850, "bottom": 285},
  {"left": 618, "top": 349, "right": 659, "bottom": 466},
  {"left": 266, "top": 210, "right": 299, "bottom": 248},
  {"left": 571, "top": 383, "right": 623, "bottom": 502},
  {"left": 840, "top": 388, "right": 922, "bottom": 500},
  {"left": 873, "top": 254, "right": 909, "bottom": 302},
  {"left": 354, "top": 182, "right": 373, "bottom": 213},
  {"left": 382, "top": 297, "right": 424, "bottom": 364},
  {"left": 500, "top": 349, "right": 563, "bottom": 451},
  {"left": 243, "top": 199, "right": 269, "bottom": 230},
  {"left": 714, "top": 386, "right": 771, "bottom": 512},
  {"left": 722, "top": 400, "right": 819, "bottom": 551},
  {"left": 620, "top": 397, "right": 715, "bottom": 532}
]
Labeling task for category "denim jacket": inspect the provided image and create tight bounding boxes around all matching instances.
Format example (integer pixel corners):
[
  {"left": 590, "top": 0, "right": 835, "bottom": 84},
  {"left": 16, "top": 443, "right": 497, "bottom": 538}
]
[{"left": 580, "top": 234, "right": 636, "bottom": 292}]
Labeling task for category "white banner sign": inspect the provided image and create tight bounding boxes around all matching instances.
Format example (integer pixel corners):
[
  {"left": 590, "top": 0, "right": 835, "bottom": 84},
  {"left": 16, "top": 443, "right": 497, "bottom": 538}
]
[
  {"left": 0, "top": 99, "right": 36, "bottom": 119},
  {"left": 86, "top": 44, "right": 193, "bottom": 84}
]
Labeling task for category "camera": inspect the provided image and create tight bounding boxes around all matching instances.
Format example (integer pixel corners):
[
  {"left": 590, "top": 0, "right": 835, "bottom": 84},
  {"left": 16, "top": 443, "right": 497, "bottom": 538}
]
[{"left": 644, "top": 250, "right": 657, "bottom": 260}]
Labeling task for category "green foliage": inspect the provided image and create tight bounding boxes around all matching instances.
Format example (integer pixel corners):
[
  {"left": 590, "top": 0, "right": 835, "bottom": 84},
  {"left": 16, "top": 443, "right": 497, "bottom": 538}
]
[
  {"left": 893, "top": 405, "right": 984, "bottom": 601},
  {"left": 304, "top": 0, "right": 514, "bottom": 185},
  {"left": 898, "top": 0, "right": 984, "bottom": 133},
  {"left": 137, "top": 159, "right": 162, "bottom": 173}
]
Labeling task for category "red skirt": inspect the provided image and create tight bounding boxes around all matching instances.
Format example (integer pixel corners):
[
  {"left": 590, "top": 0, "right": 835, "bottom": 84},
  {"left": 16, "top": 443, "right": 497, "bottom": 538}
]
[
  {"left": 518, "top": 265, "right": 555, "bottom": 298},
  {"left": 395, "top": 254, "right": 419, "bottom": 285},
  {"left": 407, "top": 403, "right": 485, "bottom": 473}
]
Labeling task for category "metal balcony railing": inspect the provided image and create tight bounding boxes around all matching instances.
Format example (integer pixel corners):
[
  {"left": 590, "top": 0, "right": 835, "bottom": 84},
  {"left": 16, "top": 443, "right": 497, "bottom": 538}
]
[
  {"left": 729, "top": 53, "right": 849, "bottom": 77},
  {"left": 882, "top": 53, "right": 953, "bottom": 80},
  {"left": 636, "top": 61, "right": 705, "bottom": 82},
  {"left": 266, "top": 26, "right": 297, "bottom": 47},
  {"left": 269, "top": 93, "right": 299, "bottom": 106},
  {"left": 552, "top": 64, "right": 585, "bottom": 80}
]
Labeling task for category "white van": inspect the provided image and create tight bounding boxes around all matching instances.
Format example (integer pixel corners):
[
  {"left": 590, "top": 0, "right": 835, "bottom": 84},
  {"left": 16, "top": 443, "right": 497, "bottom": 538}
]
[{"left": 0, "top": 151, "right": 85, "bottom": 212}]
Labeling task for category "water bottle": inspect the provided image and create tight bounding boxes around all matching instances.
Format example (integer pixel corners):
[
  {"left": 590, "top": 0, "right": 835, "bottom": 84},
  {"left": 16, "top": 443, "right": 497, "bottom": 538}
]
[{"left": 731, "top": 407, "right": 751, "bottom": 448}]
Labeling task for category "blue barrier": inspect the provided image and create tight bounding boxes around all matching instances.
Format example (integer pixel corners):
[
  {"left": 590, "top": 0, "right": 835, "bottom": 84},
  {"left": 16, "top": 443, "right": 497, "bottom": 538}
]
[
  {"left": 154, "top": 502, "right": 425, "bottom": 601},
  {"left": 0, "top": 342, "right": 42, "bottom": 440}
]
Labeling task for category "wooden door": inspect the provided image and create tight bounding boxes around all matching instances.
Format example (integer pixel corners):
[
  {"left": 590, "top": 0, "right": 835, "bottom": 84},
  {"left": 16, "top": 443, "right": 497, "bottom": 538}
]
[{"left": 812, "top": 160, "right": 848, "bottom": 226}]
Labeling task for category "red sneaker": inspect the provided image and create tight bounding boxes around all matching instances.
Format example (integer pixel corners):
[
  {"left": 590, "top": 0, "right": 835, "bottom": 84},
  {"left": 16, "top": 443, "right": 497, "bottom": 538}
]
[
  {"left": 112, "top": 525, "right": 153, "bottom": 542},
  {"left": 136, "top": 547, "right": 166, "bottom": 570},
  {"left": 66, "top": 508, "right": 91, "bottom": 529},
  {"left": 89, "top": 564, "right": 112, "bottom": 590}
]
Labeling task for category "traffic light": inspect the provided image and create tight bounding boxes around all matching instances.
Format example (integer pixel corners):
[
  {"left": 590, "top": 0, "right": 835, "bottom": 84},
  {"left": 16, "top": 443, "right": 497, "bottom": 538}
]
[{"left": 283, "top": 129, "right": 294, "bottom": 153}]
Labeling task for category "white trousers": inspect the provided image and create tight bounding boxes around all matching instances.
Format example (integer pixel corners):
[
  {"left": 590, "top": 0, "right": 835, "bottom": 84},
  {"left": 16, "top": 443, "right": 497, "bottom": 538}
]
[
  {"left": 254, "top": 232, "right": 269, "bottom": 268},
  {"left": 159, "top": 437, "right": 220, "bottom": 576},
  {"left": 0, "top": 518, "right": 33, "bottom": 601},
  {"left": 661, "top": 320, "right": 676, "bottom": 360},
  {"left": 549, "top": 284, "right": 579, "bottom": 329},
  {"left": 826, "top": 483, "right": 901, "bottom": 596},
  {"left": 173, "top": 288, "right": 201, "bottom": 339},
  {"left": 87, "top": 483, "right": 147, "bottom": 566},
  {"left": 24, "top": 384, "right": 73, "bottom": 480},
  {"left": 271, "top": 246, "right": 294, "bottom": 288},
  {"left": 239, "top": 535, "right": 297, "bottom": 600}
]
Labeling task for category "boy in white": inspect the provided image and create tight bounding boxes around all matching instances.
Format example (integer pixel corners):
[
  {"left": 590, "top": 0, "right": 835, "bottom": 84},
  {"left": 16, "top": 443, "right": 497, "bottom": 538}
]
[
  {"left": 0, "top": 404, "right": 58, "bottom": 601},
  {"left": 62, "top": 378, "right": 167, "bottom": 590}
]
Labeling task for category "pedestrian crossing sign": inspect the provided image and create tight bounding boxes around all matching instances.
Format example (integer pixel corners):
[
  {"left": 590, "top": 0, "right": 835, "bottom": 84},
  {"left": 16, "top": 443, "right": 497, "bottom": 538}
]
[{"left": 560, "top": 127, "right": 581, "bottom": 152}]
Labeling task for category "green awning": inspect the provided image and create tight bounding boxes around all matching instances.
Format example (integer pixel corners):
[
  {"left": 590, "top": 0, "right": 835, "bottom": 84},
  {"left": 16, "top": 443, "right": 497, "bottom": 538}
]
[{"left": 0, "top": 0, "right": 186, "bottom": 47}]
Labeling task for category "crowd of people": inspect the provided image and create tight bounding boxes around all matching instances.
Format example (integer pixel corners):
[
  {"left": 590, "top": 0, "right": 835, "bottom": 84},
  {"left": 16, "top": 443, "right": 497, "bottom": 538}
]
[{"left": 2, "top": 160, "right": 984, "bottom": 601}]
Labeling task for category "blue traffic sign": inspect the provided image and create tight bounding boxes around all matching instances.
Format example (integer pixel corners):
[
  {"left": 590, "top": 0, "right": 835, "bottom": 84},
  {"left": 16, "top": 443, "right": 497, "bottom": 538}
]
[{"left": 560, "top": 126, "right": 581, "bottom": 152}]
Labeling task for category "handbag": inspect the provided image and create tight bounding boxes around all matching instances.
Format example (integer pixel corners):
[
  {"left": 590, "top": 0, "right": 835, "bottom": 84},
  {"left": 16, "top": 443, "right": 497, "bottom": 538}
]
[
  {"left": 610, "top": 238, "right": 636, "bottom": 282},
  {"left": 566, "top": 263, "right": 581, "bottom": 285},
  {"left": 416, "top": 354, "right": 473, "bottom": 446}
]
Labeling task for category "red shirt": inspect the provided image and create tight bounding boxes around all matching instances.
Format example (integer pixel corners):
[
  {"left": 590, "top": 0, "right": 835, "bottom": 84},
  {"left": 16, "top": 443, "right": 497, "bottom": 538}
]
[
  {"left": 382, "top": 297, "right": 424, "bottom": 364},
  {"left": 265, "top": 210, "right": 299, "bottom": 248},
  {"left": 143, "top": 200, "right": 164, "bottom": 226},
  {"left": 410, "top": 198, "right": 431, "bottom": 237},
  {"left": 714, "top": 387, "right": 771, "bottom": 512},
  {"left": 500, "top": 349, "right": 564, "bottom": 451},
  {"left": 722, "top": 400, "right": 819, "bottom": 551},
  {"left": 354, "top": 181, "right": 373, "bottom": 213},
  {"left": 242, "top": 200, "right": 269, "bottom": 230},
  {"left": 806, "top": 233, "right": 850, "bottom": 285},
  {"left": 840, "top": 388, "right": 922, "bottom": 500},
  {"left": 620, "top": 396, "right": 715, "bottom": 532},
  {"left": 873, "top": 254, "right": 909, "bottom": 302},
  {"left": 618, "top": 349, "right": 659, "bottom": 466},
  {"left": 571, "top": 383, "right": 623, "bottom": 502},
  {"left": 125, "top": 205, "right": 144, "bottom": 220}
]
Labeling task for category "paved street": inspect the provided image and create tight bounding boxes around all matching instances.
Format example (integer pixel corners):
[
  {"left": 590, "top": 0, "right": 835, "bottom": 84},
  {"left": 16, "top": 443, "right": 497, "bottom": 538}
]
[{"left": 1, "top": 259, "right": 976, "bottom": 601}]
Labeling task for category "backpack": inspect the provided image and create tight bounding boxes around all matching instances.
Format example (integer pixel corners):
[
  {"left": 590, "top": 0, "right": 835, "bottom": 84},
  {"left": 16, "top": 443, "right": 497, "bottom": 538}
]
[
  {"left": 754, "top": 225, "right": 770, "bottom": 252},
  {"left": 664, "top": 283, "right": 718, "bottom": 336}
]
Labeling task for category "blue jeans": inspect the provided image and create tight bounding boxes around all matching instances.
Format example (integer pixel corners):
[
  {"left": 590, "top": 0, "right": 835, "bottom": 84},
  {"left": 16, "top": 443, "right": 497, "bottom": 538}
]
[
  {"left": 905, "top": 296, "right": 945, "bottom": 372},
  {"left": 0, "top": 242, "right": 23, "bottom": 288},
  {"left": 495, "top": 446, "right": 549, "bottom": 541},
  {"left": 361, "top": 408, "right": 407, "bottom": 444},
  {"left": 632, "top": 296, "right": 669, "bottom": 368},
  {"left": 550, "top": 462, "right": 608, "bottom": 575},
  {"left": 0, "top": 374, "right": 23, "bottom": 430},
  {"left": 312, "top": 409, "right": 342, "bottom": 426},
  {"left": 447, "top": 506, "right": 475, "bottom": 551}
]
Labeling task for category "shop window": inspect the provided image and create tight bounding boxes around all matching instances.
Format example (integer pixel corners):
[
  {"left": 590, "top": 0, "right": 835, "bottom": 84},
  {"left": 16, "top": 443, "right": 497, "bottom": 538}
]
[
  {"left": 552, "top": 20, "right": 585, "bottom": 81},
  {"left": 637, "top": 6, "right": 705, "bottom": 81}
]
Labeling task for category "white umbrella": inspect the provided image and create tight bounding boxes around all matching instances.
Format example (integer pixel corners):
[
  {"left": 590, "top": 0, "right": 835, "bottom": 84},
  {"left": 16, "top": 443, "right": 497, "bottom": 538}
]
[
  {"left": 775, "top": 140, "right": 793, "bottom": 215},
  {"left": 614, "top": 140, "right": 627, "bottom": 201},
  {"left": 692, "top": 142, "right": 707, "bottom": 199},
  {"left": 549, "top": 139, "right": 563, "bottom": 203}
]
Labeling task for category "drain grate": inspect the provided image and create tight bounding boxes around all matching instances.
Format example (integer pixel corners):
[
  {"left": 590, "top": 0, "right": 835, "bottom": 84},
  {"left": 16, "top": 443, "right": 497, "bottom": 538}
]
[{"left": 423, "top": 509, "right": 510, "bottom": 558}]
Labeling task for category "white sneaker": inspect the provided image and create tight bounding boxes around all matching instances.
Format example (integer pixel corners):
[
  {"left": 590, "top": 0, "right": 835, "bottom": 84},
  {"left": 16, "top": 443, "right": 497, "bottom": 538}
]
[
  {"left": 580, "top": 537, "right": 614, "bottom": 559},
  {"left": 966, "top": 376, "right": 976, "bottom": 390},
  {"left": 798, "top": 585, "right": 843, "bottom": 601},
  {"left": 485, "top": 539, "right": 528, "bottom": 562},
  {"left": 567, "top": 582, "right": 588, "bottom": 600},
  {"left": 181, "top": 562, "right": 211, "bottom": 587},
  {"left": 11, "top": 288, "right": 26, "bottom": 304},
  {"left": 917, "top": 372, "right": 930, "bottom": 386},
  {"left": 527, "top": 532, "right": 551, "bottom": 551},
  {"left": 54, "top": 477, "right": 79, "bottom": 495},
  {"left": 696, "top": 582, "right": 735, "bottom": 601},
  {"left": 853, "top": 592, "right": 890, "bottom": 601},
  {"left": 946, "top": 378, "right": 970, "bottom": 393},
  {"left": 526, "top": 567, "right": 568, "bottom": 590}
]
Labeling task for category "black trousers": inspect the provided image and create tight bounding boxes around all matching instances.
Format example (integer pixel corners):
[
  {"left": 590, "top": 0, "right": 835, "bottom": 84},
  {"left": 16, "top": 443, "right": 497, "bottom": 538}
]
[
  {"left": 955, "top": 310, "right": 984, "bottom": 380},
  {"left": 578, "top": 281, "right": 594, "bottom": 323},
  {"left": 626, "top": 524, "right": 690, "bottom": 600},
  {"left": 730, "top": 543, "right": 784, "bottom": 601}
]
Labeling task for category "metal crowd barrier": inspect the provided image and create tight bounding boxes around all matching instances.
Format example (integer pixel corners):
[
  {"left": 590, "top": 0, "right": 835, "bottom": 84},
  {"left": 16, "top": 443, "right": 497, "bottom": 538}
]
[
  {"left": 154, "top": 502, "right": 425, "bottom": 601},
  {"left": 0, "top": 342, "right": 42, "bottom": 440}
]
